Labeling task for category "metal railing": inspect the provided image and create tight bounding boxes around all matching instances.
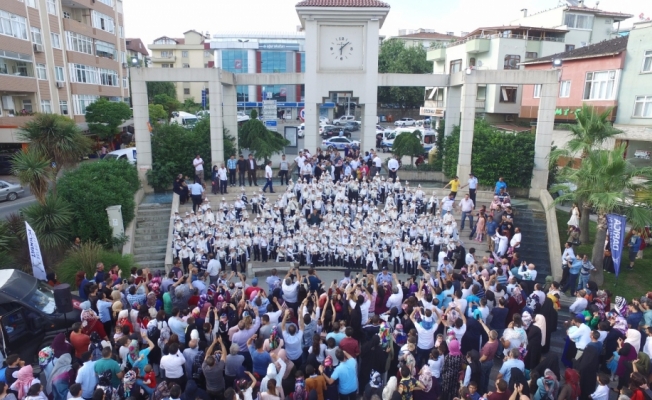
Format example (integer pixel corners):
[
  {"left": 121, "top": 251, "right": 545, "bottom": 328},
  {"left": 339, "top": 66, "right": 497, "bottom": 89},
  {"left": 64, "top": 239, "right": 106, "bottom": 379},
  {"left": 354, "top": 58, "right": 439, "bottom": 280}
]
[{"left": 429, "top": 33, "right": 565, "bottom": 49}]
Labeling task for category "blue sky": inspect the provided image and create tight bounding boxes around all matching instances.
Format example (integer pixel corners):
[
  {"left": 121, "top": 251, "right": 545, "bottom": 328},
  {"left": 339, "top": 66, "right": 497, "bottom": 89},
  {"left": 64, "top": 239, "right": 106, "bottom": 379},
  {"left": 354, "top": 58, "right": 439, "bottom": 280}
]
[{"left": 124, "top": 0, "right": 651, "bottom": 48}]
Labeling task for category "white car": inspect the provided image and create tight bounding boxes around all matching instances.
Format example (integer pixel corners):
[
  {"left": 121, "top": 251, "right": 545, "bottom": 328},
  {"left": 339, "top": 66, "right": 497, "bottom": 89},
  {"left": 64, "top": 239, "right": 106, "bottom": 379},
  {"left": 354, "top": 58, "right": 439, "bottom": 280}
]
[
  {"left": 394, "top": 118, "right": 415, "bottom": 127},
  {"left": 320, "top": 137, "right": 360, "bottom": 151},
  {"left": 298, "top": 123, "right": 305, "bottom": 138},
  {"left": 333, "top": 115, "right": 357, "bottom": 126},
  {"left": 319, "top": 116, "right": 330, "bottom": 125},
  {"left": 237, "top": 111, "right": 250, "bottom": 123}
]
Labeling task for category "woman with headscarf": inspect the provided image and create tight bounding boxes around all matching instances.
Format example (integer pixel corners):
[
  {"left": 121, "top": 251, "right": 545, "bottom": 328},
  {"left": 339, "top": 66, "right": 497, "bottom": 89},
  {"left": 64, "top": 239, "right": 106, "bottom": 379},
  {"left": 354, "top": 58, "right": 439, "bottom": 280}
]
[
  {"left": 616, "top": 341, "right": 638, "bottom": 390},
  {"left": 128, "top": 334, "right": 155, "bottom": 380},
  {"left": 37, "top": 347, "right": 55, "bottom": 385},
  {"left": 558, "top": 368, "right": 581, "bottom": 400},
  {"left": 277, "top": 349, "right": 296, "bottom": 397},
  {"left": 501, "top": 314, "right": 528, "bottom": 357},
  {"left": 533, "top": 315, "right": 547, "bottom": 349},
  {"left": 632, "top": 351, "right": 650, "bottom": 377},
  {"left": 462, "top": 350, "right": 481, "bottom": 387},
  {"left": 260, "top": 357, "right": 287, "bottom": 398},
  {"left": 46, "top": 354, "right": 74, "bottom": 400},
  {"left": 414, "top": 364, "right": 437, "bottom": 400},
  {"left": 80, "top": 301, "right": 107, "bottom": 339},
  {"left": 117, "top": 370, "right": 142, "bottom": 399},
  {"left": 508, "top": 368, "right": 531, "bottom": 398},
  {"left": 626, "top": 328, "right": 642, "bottom": 352},
  {"left": 533, "top": 369, "right": 559, "bottom": 400},
  {"left": 532, "top": 354, "right": 561, "bottom": 384},
  {"left": 364, "top": 371, "right": 384, "bottom": 400},
  {"left": 523, "top": 311, "right": 542, "bottom": 370},
  {"left": 441, "top": 339, "right": 464, "bottom": 400},
  {"left": 575, "top": 345, "right": 600, "bottom": 400},
  {"left": 10, "top": 366, "right": 40, "bottom": 400},
  {"left": 322, "top": 356, "right": 339, "bottom": 400},
  {"left": 114, "top": 309, "right": 133, "bottom": 341},
  {"left": 50, "top": 333, "right": 73, "bottom": 359},
  {"left": 263, "top": 326, "right": 285, "bottom": 358},
  {"left": 539, "top": 297, "right": 557, "bottom": 355},
  {"left": 359, "top": 336, "right": 388, "bottom": 392},
  {"left": 506, "top": 288, "right": 525, "bottom": 323},
  {"left": 461, "top": 312, "right": 488, "bottom": 354}
]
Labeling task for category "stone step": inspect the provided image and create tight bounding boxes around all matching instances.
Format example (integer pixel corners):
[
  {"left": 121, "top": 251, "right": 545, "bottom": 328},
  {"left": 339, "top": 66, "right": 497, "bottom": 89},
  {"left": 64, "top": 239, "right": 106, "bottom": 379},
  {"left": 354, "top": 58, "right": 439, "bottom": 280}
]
[
  {"left": 134, "top": 239, "right": 168, "bottom": 248},
  {"left": 134, "top": 260, "right": 167, "bottom": 269},
  {"left": 133, "top": 252, "right": 167, "bottom": 262},
  {"left": 136, "top": 220, "right": 170, "bottom": 228},
  {"left": 133, "top": 245, "right": 168, "bottom": 255},
  {"left": 136, "top": 227, "right": 170, "bottom": 234},
  {"left": 134, "top": 234, "right": 169, "bottom": 241}
]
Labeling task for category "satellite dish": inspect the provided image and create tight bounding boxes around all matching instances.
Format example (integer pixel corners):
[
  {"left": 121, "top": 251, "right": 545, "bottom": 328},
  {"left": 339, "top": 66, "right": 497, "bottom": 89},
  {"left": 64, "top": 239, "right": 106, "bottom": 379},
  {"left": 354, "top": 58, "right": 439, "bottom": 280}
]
[{"left": 477, "top": 60, "right": 483, "bottom": 67}]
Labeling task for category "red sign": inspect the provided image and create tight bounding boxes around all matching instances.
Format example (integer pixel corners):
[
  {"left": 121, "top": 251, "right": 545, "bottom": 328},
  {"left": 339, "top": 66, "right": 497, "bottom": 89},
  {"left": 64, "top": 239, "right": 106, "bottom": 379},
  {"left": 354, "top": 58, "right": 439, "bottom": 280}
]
[
  {"left": 234, "top": 60, "right": 242, "bottom": 69},
  {"left": 279, "top": 87, "right": 287, "bottom": 97},
  {"left": 299, "top": 108, "right": 305, "bottom": 122}
]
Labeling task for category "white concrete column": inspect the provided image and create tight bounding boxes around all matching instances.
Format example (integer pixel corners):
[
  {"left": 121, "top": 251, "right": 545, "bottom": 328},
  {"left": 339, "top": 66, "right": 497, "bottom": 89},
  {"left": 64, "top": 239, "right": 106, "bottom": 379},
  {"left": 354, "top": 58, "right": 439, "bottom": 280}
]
[
  {"left": 456, "top": 83, "right": 477, "bottom": 179},
  {"left": 362, "top": 103, "right": 377, "bottom": 152},
  {"left": 304, "top": 102, "right": 319, "bottom": 153},
  {"left": 223, "top": 84, "right": 238, "bottom": 152},
  {"left": 131, "top": 78, "right": 153, "bottom": 192},
  {"left": 209, "top": 75, "right": 224, "bottom": 167},
  {"left": 444, "top": 86, "right": 461, "bottom": 136},
  {"left": 529, "top": 82, "right": 558, "bottom": 198}
]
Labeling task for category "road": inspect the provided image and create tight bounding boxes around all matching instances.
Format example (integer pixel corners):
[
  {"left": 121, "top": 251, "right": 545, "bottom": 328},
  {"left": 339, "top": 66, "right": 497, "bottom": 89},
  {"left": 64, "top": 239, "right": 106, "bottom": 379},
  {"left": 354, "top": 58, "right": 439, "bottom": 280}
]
[{"left": 0, "top": 176, "right": 35, "bottom": 220}]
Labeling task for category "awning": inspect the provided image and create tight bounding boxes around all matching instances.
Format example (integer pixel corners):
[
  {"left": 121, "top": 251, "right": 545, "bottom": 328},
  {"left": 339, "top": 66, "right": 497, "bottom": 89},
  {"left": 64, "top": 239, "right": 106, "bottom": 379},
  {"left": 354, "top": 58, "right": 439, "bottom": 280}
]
[{"left": 491, "top": 124, "right": 532, "bottom": 133}]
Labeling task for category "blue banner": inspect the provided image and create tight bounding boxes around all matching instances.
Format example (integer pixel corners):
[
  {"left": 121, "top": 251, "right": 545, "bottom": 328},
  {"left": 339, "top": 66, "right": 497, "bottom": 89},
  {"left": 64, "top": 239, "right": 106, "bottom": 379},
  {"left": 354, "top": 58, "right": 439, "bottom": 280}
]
[{"left": 607, "top": 214, "right": 627, "bottom": 277}]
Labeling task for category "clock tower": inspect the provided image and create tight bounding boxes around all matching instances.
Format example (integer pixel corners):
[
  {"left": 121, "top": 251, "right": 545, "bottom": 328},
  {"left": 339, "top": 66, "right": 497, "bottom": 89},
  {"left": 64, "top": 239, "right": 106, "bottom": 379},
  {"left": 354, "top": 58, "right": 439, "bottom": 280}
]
[{"left": 296, "top": 0, "right": 390, "bottom": 154}]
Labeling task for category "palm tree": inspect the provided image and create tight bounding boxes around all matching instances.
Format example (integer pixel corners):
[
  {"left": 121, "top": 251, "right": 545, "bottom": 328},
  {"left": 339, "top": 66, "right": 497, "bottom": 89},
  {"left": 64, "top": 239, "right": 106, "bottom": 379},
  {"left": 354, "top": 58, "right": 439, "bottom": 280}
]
[
  {"left": 11, "top": 150, "right": 52, "bottom": 204},
  {"left": 22, "top": 194, "right": 73, "bottom": 251},
  {"left": 553, "top": 144, "right": 652, "bottom": 285},
  {"left": 17, "top": 113, "right": 92, "bottom": 182},
  {"left": 550, "top": 104, "right": 621, "bottom": 243}
]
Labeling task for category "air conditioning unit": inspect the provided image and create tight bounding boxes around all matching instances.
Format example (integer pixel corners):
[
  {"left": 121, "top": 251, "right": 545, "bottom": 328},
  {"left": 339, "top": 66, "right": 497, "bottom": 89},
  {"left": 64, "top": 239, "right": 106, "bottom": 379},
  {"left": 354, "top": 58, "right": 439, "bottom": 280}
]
[
  {"left": 122, "top": 63, "right": 128, "bottom": 68},
  {"left": 33, "top": 44, "right": 44, "bottom": 53},
  {"left": 56, "top": 82, "right": 65, "bottom": 89},
  {"left": 505, "top": 114, "right": 515, "bottom": 122}
]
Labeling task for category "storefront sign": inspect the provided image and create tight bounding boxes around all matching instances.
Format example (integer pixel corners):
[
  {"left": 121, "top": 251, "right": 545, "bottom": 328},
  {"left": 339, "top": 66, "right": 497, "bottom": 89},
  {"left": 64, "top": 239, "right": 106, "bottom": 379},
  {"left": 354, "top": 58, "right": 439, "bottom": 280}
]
[
  {"left": 420, "top": 107, "right": 444, "bottom": 117},
  {"left": 555, "top": 108, "right": 581, "bottom": 116},
  {"left": 259, "top": 43, "right": 300, "bottom": 51}
]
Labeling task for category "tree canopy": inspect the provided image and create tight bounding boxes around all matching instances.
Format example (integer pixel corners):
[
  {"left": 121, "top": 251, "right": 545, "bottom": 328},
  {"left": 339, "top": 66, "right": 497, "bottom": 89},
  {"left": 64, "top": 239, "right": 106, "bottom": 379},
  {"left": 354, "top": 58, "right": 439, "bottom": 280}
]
[
  {"left": 148, "top": 104, "right": 168, "bottom": 122},
  {"left": 377, "top": 39, "right": 433, "bottom": 108},
  {"left": 238, "top": 119, "right": 289, "bottom": 162},
  {"left": 85, "top": 98, "right": 132, "bottom": 141},
  {"left": 147, "top": 81, "right": 176, "bottom": 102},
  {"left": 153, "top": 94, "right": 181, "bottom": 119},
  {"left": 392, "top": 130, "right": 424, "bottom": 165}
]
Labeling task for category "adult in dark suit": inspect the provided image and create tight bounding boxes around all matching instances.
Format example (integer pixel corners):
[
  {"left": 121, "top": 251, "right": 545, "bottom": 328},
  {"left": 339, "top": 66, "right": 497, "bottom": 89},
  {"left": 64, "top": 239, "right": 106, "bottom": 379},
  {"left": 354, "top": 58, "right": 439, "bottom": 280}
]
[
  {"left": 236, "top": 154, "right": 248, "bottom": 187},
  {"left": 246, "top": 154, "right": 258, "bottom": 186}
]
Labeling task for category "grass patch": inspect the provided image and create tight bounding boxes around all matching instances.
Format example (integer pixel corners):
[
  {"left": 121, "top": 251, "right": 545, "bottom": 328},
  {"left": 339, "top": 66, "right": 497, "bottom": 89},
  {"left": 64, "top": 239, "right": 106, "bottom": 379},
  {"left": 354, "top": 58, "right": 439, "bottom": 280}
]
[{"left": 555, "top": 209, "right": 652, "bottom": 299}]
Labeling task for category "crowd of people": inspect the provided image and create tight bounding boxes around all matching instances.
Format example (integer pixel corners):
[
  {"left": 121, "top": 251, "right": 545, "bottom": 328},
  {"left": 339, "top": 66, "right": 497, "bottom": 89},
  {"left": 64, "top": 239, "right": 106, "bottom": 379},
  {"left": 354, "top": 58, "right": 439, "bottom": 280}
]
[{"left": 5, "top": 151, "right": 652, "bottom": 400}]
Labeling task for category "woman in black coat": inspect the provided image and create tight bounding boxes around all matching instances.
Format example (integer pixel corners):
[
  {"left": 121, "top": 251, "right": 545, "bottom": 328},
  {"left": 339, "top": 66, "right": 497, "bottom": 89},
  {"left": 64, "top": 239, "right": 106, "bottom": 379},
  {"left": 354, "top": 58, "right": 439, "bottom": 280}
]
[
  {"left": 358, "top": 336, "right": 388, "bottom": 393},
  {"left": 575, "top": 344, "right": 601, "bottom": 400},
  {"left": 539, "top": 297, "right": 557, "bottom": 354},
  {"left": 524, "top": 322, "right": 542, "bottom": 370}
]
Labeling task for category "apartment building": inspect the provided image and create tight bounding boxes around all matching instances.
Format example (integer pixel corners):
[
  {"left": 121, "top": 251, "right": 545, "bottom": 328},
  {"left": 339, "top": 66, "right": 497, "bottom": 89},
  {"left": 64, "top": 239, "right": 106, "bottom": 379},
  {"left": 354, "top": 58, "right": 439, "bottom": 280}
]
[
  {"left": 390, "top": 28, "right": 460, "bottom": 49},
  {"left": 510, "top": 1, "right": 633, "bottom": 49},
  {"left": 0, "top": 0, "right": 128, "bottom": 147},
  {"left": 126, "top": 38, "right": 149, "bottom": 67},
  {"left": 148, "top": 30, "right": 211, "bottom": 102}
]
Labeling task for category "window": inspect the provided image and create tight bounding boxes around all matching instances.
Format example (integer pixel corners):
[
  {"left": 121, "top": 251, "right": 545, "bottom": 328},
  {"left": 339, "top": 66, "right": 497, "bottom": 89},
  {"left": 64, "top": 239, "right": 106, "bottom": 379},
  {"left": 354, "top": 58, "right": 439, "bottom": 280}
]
[
  {"left": 182, "top": 63, "right": 190, "bottom": 68},
  {"left": 204, "top": 51, "right": 212, "bottom": 58},
  {"left": 30, "top": 27, "right": 42, "bottom": 45},
  {"left": 525, "top": 52, "right": 538, "bottom": 59},
  {"left": 65, "top": 32, "right": 93, "bottom": 55},
  {"left": 69, "top": 64, "right": 99, "bottom": 84},
  {"left": 15, "top": 62, "right": 29, "bottom": 77},
  {"left": 469, "top": 57, "right": 476, "bottom": 67},
  {"left": 0, "top": 10, "right": 28, "bottom": 40},
  {"left": 504, "top": 55, "right": 520, "bottom": 69},
  {"left": 559, "top": 80, "right": 571, "bottom": 97},
  {"left": 182, "top": 51, "right": 189, "bottom": 58},
  {"left": 122, "top": 77, "right": 127, "bottom": 88},
  {"left": 634, "top": 96, "right": 652, "bottom": 118},
  {"left": 99, "top": 68, "right": 118, "bottom": 86},
  {"left": 160, "top": 51, "right": 172, "bottom": 58},
  {"left": 36, "top": 63, "right": 47, "bottom": 80},
  {"left": 54, "top": 66, "right": 64, "bottom": 82},
  {"left": 565, "top": 13, "right": 594, "bottom": 29},
  {"left": 565, "top": 44, "right": 576, "bottom": 52},
  {"left": 59, "top": 101, "right": 68, "bottom": 115},
  {"left": 97, "top": 0, "right": 113, "bottom": 6},
  {"left": 40, "top": 100, "right": 52, "bottom": 113},
  {"left": 221, "top": 49, "right": 248, "bottom": 72},
  {"left": 63, "top": 11, "right": 70, "bottom": 19},
  {"left": 22, "top": 99, "right": 32, "bottom": 113},
  {"left": 72, "top": 94, "right": 98, "bottom": 115},
  {"left": 95, "top": 40, "right": 117, "bottom": 59},
  {"left": 184, "top": 88, "right": 190, "bottom": 95},
  {"left": 162, "top": 63, "right": 173, "bottom": 68},
  {"left": 50, "top": 33, "right": 61, "bottom": 49},
  {"left": 91, "top": 11, "right": 115, "bottom": 33},
  {"left": 449, "top": 59, "right": 462, "bottom": 73},
  {"left": 583, "top": 70, "right": 617, "bottom": 100},
  {"left": 121, "top": 51, "right": 126, "bottom": 63},
  {"left": 46, "top": 0, "right": 57, "bottom": 15},
  {"left": 25, "top": 0, "right": 38, "bottom": 8},
  {"left": 643, "top": 50, "right": 652, "bottom": 72},
  {"left": 119, "top": 26, "right": 123, "bottom": 38},
  {"left": 154, "top": 38, "right": 176, "bottom": 45},
  {"left": 533, "top": 84, "right": 541, "bottom": 98},
  {"left": 500, "top": 86, "right": 517, "bottom": 103}
]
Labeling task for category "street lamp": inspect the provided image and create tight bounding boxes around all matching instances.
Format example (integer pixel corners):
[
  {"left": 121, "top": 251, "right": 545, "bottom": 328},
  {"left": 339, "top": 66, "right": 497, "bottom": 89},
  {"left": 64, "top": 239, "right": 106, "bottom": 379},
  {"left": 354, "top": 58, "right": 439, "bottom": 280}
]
[{"left": 552, "top": 58, "right": 562, "bottom": 68}]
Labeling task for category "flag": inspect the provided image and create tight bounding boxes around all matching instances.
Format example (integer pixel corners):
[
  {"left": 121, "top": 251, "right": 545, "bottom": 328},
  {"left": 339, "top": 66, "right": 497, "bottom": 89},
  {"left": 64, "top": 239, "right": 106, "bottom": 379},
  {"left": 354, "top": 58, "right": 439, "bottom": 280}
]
[
  {"left": 606, "top": 214, "right": 627, "bottom": 277},
  {"left": 25, "top": 221, "right": 46, "bottom": 281}
]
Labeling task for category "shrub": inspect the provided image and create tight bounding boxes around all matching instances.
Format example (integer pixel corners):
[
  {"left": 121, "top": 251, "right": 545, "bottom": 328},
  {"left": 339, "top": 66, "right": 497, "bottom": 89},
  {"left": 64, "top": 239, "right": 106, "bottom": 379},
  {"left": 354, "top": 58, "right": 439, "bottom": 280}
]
[
  {"left": 57, "top": 241, "right": 136, "bottom": 288},
  {"left": 57, "top": 160, "right": 139, "bottom": 246}
]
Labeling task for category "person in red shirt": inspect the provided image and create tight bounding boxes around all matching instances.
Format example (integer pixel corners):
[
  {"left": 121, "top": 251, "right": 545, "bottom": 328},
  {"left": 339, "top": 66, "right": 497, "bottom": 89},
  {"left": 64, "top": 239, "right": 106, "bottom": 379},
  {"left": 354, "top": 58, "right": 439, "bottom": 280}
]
[
  {"left": 338, "top": 327, "right": 360, "bottom": 358},
  {"left": 485, "top": 379, "right": 511, "bottom": 400},
  {"left": 245, "top": 277, "right": 265, "bottom": 300},
  {"left": 143, "top": 364, "right": 157, "bottom": 390},
  {"left": 70, "top": 322, "right": 90, "bottom": 359}
]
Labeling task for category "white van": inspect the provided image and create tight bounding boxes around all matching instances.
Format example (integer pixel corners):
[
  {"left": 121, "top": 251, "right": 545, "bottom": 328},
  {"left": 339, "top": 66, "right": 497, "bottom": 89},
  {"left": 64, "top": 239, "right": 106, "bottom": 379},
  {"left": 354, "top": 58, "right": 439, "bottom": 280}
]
[
  {"left": 104, "top": 148, "right": 137, "bottom": 165},
  {"left": 171, "top": 111, "right": 198, "bottom": 128}
]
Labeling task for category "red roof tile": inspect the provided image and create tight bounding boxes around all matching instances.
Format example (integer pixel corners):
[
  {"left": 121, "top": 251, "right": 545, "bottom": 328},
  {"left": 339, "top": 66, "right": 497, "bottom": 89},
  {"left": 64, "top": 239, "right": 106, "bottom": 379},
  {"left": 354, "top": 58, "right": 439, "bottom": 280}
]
[{"left": 296, "top": 0, "right": 389, "bottom": 7}]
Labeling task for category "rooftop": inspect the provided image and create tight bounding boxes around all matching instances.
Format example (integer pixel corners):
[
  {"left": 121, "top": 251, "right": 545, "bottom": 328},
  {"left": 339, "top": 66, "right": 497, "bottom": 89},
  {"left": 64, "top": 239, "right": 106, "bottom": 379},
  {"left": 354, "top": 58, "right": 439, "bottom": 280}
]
[
  {"left": 464, "top": 25, "right": 569, "bottom": 37},
  {"left": 564, "top": 5, "right": 634, "bottom": 20},
  {"left": 295, "top": 0, "right": 390, "bottom": 7},
  {"left": 125, "top": 38, "right": 149, "bottom": 56},
  {"left": 522, "top": 35, "right": 628, "bottom": 64},
  {"left": 394, "top": 31, "right": 460, "bottom": 40}
]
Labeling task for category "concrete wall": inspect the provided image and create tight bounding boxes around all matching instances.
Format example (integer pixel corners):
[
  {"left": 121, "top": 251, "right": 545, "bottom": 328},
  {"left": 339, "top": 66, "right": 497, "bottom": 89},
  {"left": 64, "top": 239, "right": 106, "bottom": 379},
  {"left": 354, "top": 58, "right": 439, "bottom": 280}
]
[
  {"left": 122, "top": 188, "right": 145, "bottom": 256},
  {"left": 539, "top": 189, "right": 562, "bottom": 281},
  {"left": 616, "top": 21, "right": 652, "bottom": 126},
  {"left": 164, "top": 193, "right": 180, "bottom": 272}
]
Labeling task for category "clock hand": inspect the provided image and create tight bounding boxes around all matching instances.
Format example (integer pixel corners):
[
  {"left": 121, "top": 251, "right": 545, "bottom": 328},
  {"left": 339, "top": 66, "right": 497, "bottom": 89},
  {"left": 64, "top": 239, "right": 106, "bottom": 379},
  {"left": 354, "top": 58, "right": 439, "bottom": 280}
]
[{"left": 340, "top": 42, "right": 350, "bottom": 51}]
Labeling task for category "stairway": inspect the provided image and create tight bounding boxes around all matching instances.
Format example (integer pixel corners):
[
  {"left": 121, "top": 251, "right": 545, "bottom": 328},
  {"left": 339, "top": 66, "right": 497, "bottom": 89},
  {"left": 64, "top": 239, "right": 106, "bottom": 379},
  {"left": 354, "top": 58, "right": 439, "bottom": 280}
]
[
  {"left": 132, "top": 203, "right": 171, "bottom": 270},
  {"left": 512, "top": 204, "right": 551, "bottom": 284}
]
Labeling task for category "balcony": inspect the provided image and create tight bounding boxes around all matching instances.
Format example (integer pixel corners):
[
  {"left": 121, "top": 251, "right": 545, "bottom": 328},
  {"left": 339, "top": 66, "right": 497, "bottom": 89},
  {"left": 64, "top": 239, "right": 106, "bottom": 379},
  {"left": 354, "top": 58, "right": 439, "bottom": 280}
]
[
  {"left": 427, "top": 47, "right": 446, "bottom": 61},
  {"left": 151, "top": 55, "right": 176, "bottom": 63},
  {"left": 0, "top": 116, "right": 36, "bottom": 129},
  {"left": 465, "top": 37, "right": 490, "bottom": 54},
  {"left": 475, "top": 100, "right": 486, "bottom": 109}
]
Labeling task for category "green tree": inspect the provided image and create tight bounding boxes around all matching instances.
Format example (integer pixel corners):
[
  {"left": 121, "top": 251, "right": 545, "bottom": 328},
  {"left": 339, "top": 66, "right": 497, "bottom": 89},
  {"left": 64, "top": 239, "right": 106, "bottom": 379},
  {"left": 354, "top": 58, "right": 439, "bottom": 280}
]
[
  {"left": 377, "top": 39, "right": 433, "bottom": 108},
  {"left": 11, "top": 150, "right": 52, "bottom": 204},
  {"left": 17, "top": 113, "right": 92, "bottom": 180},
  {"left": 550, "top": 104, "right": 621, "bottom": 243},
  {"left": 85, "top": 98, "right": 132, "bottom": 142},
  {"left": 552, "top": 145, "right": 652, "bottom": 285},
  {"left": 148, "top": 104, "right": 168, "bottom": 123},
  {"left": 22, "top": 194, "right": 73, "bottom": 251},
  {"left": 392, "top": 130, "right": 424, "bottom": 165},
  {"left": 153, "top": 94, "right": 181, "bottom": 119},
  {"left": 147, "top": 82, "right": 176, "bottom": 102},
  {"left": 238, "top": 119, "right": 289, "bottom": 163},
  {"left": 57, "top": 161, "right": 140, "bottom": 246}
]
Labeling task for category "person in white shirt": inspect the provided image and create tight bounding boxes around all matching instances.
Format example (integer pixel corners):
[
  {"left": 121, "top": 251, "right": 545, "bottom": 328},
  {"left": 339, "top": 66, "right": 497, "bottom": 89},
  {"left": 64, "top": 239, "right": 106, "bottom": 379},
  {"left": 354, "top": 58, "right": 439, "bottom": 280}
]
[
  {"left": 218, "top": 163, "right": 228, "bottom": 195},
  {"left": 440, "top": 194, "right": 455, "bottom": 217},
  {"left": 385, "top": 273, "right": 403, "bottom": 310},
  {"left": 568, "top": 316, "right": 591, "bottom": 357},
  {"left": 589, "top": 375, "right": 610, "bottom": 400},
  {"left": 193, "top": 154, "right": 204, "bottom": 183},
  {"left": 460, "top": 172, "right": 479, "bottom": 205},
  {"left": 160, "top": 343, "right": 187, "bottom": 382},
  {"left": 458, "top": 194, "right": 474, "bottom": 231},
  {"left": 295, "top": 153, "right": 306, "bottom": 176},
  {"left": 372, "top": 154, "right": 382, "bottom": 177},
  {"left": 206, "top": 254, "right": 221, "bottom": 285},
  {"left": 262, "top": 161, "right": 275, "bottom": 194},
  {"left": 281, "top": 268, "right": 301, "bottom": 307},
  {"left": 561, "top": 242, "right": 575, "bottom": 267},
  {"left": 569, "top": 290, "right": 589, "bottom": 314},
  {"left": 510, "top": 227, "right": 522, "bottom": 249},
  {"left": 410, "top": 306, "right": 438, "bottom": 364},
  {"left": 465, "top": 248, "right": 476, "bottom": 266},
  {"left": 387, "top": 156, "right": 399, "bottom": 182}
]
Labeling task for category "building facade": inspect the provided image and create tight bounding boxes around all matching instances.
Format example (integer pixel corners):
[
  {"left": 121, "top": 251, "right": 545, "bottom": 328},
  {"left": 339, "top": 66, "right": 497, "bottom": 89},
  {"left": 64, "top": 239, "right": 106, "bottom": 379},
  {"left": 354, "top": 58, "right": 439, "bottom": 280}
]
[
  {"left": 0, "top": 0, "right": 129, "bottom": 147},
  {"left": 390, "top": 29, "right": 459, "bottom": 49},
  {"left": 148, "top": 30, "right": 211, "bottom": 102},
  {"left": 126, "top": 37, "right": 148, "bottom": 67}
]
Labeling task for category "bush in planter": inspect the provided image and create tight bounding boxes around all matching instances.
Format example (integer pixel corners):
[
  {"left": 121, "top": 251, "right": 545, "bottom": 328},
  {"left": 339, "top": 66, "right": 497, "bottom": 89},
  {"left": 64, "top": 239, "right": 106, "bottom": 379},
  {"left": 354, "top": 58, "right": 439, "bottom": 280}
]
[
  {"left": 57, "top": 241, "right": 136, "bottom": 288},
  {"left": 442, "top": 120, "right": 535, "bottom": 188}
]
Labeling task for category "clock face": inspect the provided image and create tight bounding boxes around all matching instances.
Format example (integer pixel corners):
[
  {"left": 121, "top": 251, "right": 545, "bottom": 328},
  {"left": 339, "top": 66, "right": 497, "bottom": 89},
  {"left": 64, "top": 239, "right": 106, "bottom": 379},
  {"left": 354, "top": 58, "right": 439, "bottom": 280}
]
[{"left": 319, "top": 25, "right": 364, "bottom": 71}]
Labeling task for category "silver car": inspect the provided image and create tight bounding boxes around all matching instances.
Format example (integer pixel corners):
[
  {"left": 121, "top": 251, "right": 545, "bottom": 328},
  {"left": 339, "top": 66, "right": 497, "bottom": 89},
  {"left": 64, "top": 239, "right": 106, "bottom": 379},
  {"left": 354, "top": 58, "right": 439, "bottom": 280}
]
[{"left": 0, "top": 180, "right": 24, "bottom": 201}]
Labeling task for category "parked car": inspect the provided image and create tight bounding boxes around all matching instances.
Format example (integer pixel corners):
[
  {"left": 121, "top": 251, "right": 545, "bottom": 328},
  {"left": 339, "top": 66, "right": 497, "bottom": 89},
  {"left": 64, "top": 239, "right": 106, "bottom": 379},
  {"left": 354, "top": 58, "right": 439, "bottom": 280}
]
[
  {"left": 333, "top": 115, "right": 357, "bottom": 126},
  {"left": 104, "top": 148, "right": 137, "bottom": 165},
  {"left": 394, "top": 118, "right": 416, "bottom": 127},
  {"left": 322, "top": 125, "right": 352, "bottom": 138},
  {"left": 343, "top": 121, "right": 359, "bottom": 132},
  {"left": 319, "top": 116, "right": 330, "bottom": 125},
  {"left": 0, "top": 180, "right": 24, "bottom": 201},
  {"left": 237, "top": 111, "right": 250, "bottom": 123},
  {"left": 321, "top": 137, "right": 360, "bottom": 151}
]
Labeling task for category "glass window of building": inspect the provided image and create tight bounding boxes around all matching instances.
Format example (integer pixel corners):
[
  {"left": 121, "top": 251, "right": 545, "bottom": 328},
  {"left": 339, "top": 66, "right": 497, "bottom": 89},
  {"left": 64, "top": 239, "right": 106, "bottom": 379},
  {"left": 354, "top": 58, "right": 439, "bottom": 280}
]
[
  {"left": 36, "top": 63, "right": 47, "bottom": 80},
  {"left": 449, "top": 59, "right": 462, "bottom": 73},
  {"left": 41, "top": 100, "right": 52, "bottom": 113},
  {"left": 66, "top": 31, "right": 93, "bottom": 55},
  {"left": 46, "top": 0, "right": 57, "bottom": 16},
  {"left": 31, "top": 27, "right": 42, "bottom": 45},
  {"left": 504, "top": 55, "right": 520, "bottom": 70},
  {"left": 221, "top": 50, "right": 248, "bottom": 72},
  {"left": 51, "top": 33, "right": 61, "bottom": 49},
  {"left": 643, "top": 50, "right": 652, "bottom": 73},
  {"left": 634, "top": 95, "right": 652, "bottom": 118},
  {"left": 60, "top": 101, "right": 68, "bottom": 115},
  {"left": 182, "top": 51, "right": 189, "bottom": 58},
  {"left": 0, "top": 11, "right": 28, "bottom": 40},
  {"left": 583, "top": 70, "right": 617, "bottom": 100},
  {"left": 22, "top": 99, "right": 33, "bottom": 113},
  {"left": 261, "top": 51, "right": 287, "bottom": 73}
]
